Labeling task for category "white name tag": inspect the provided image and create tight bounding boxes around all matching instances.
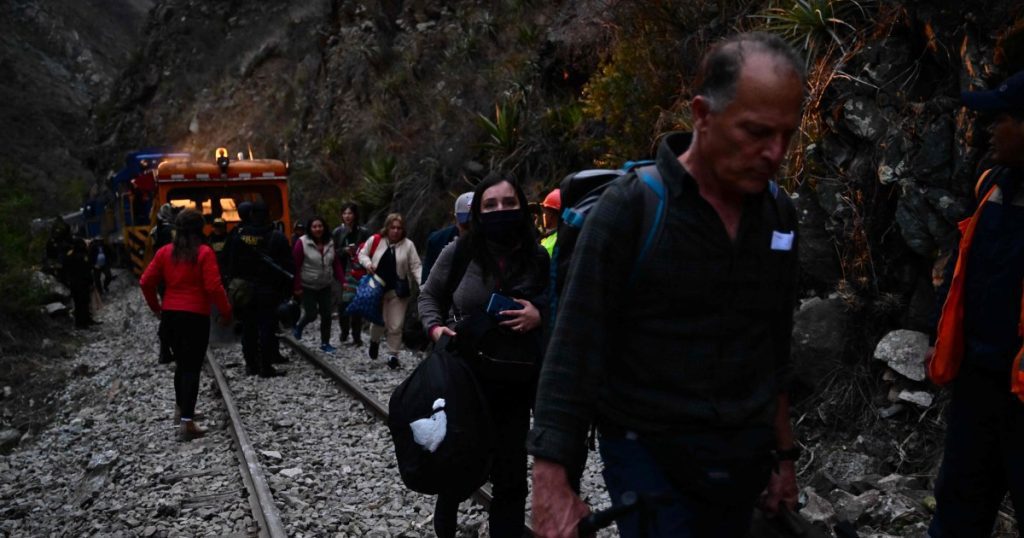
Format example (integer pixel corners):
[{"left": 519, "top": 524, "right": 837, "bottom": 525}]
[{"left": 771, "top": 231, "right": 794, "bottom": 251}]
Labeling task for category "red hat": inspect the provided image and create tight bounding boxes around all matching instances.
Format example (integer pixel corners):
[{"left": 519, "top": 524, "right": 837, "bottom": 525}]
[{"left": 541, "top": 188, "right": 561, "bottom": 210}]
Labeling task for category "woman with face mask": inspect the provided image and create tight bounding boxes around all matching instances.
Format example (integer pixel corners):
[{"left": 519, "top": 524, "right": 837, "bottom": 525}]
[{"left": 417, "top": 173, "right": 550, "bottom": 538}]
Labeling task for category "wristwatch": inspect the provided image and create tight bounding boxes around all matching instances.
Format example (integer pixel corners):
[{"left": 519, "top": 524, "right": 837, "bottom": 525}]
[{"left": 775, "top": 446, "right": 802, "bottom": 461}]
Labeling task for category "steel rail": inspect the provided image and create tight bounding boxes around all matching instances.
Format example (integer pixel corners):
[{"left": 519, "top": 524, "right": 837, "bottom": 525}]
[
  {"left": 205, "top": 352, "right": 288, "bottom": 538},
  {"left": 280, "top": 336, "right": 526, "bottom": 531}
]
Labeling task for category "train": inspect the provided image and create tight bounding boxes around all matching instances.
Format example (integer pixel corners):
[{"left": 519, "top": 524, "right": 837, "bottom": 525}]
[{"left": 59, "top": 147, "right": 291, "bottom": 275}]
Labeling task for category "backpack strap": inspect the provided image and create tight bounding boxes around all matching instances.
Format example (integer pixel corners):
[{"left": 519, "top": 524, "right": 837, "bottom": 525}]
[
  {"left": 368, "top": 234, "right": 383, "bottom": 258},
  {"left": 442, "top": 238, "right": 474, "bottom": 316},
  {"left": 974, "top": 168, "right": 996, "bottom": 200},
  {"left": 627, "top": 165, "right": 668, "bottom": 287}
]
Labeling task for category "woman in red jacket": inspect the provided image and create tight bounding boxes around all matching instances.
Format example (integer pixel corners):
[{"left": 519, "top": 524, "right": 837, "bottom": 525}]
[{"left": 141, "top": 209, "right": 232, "bottom": 441}]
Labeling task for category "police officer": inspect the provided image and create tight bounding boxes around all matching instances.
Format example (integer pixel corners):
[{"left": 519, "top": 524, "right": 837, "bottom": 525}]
[{"left": 223, "top": 201, "right": 293, "bottom": 377}]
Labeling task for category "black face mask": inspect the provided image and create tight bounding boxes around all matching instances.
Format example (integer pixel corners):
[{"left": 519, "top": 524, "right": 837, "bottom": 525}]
[{"left": 478, "top": 209, "right": 523, "bottom": 246}]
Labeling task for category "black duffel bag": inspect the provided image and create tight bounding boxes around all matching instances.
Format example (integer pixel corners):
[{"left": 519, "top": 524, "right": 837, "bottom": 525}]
[
  {"left": 451, "top": 312, "right": 543, "bottom": 384},
  {"left": 388, "top": 335, "right": 494, "bottom": 498}
]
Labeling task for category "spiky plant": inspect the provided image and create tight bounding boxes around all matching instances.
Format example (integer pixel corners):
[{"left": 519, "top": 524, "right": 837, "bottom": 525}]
[{"left": 757, "top": 0, "right": 875, "bottom": 62}]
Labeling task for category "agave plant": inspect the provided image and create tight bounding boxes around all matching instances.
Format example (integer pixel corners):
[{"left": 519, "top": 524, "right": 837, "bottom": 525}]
[
  {"left": 476, "top": 99, "right": 522, "bottom": 157},
  {"left": 359, "top": 155, "right": 398, "bottom": 208},
  {"left": 758, "top": 0, "right": 875, "bottom": 62}
]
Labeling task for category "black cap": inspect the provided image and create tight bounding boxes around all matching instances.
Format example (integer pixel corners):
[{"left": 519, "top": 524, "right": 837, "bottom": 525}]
[{"left": 962, "top": 70, "right": 1024, "bottom": 112}]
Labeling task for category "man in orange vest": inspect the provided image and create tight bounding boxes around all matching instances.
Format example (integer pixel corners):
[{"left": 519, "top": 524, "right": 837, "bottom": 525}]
[{"left": 928, "top": 70, "right": 1024, "bottom": 537}]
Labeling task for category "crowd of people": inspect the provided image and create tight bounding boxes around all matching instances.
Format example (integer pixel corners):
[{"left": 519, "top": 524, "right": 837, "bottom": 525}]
[{"left": 69, "top": 29, "right": 1020, "bottom": 537}]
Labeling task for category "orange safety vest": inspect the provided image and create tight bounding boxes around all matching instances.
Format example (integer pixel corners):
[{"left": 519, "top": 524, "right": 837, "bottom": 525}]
[{"left": 930, "top": 168, "right": 1024, "bottom": 402}]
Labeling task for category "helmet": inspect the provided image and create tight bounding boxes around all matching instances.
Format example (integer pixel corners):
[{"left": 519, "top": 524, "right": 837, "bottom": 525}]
[
  {"left": 541, "top": 188, "right": 561, "bottom": 211},
  {"left": 277, "top": 299, "right": 301, "bottom": 328}
]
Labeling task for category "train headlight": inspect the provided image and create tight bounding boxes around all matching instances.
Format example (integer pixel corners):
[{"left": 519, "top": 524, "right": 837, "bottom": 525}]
[{"left": 215, "top": 147, "right": 230, "bottom": 175}]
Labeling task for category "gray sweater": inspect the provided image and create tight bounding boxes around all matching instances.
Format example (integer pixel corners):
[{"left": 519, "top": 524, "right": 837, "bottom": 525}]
[{"left": 418, "top": 238, "right": 549, "bottom": 333}]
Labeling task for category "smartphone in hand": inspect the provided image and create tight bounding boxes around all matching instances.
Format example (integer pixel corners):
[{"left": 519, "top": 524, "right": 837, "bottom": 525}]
[{"left": 486, "top": 293, "right": 524, "bottom": 322}]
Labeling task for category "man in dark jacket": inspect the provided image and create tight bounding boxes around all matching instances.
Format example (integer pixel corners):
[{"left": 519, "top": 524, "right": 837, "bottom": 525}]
[
  {"left": 528, "top": 33, "right": 804, "bottom": 538},
  {"left": 420, "top": 191, "right": 472, "bottom": 284},
  {"left": 223, "top": 201, "right": 293, "bottom": 377},
  {"left": 927, "top": 70, "right": 1024, "bottom": 537},
  {"left": 64, "top": 237, "right": 99, "bottom": 329}
]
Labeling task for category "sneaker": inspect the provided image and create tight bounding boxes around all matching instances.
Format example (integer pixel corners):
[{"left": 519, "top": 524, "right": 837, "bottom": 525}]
[
  {"left": 320, "top": 343, "right": 337, "bottom": 354},
  {"left": 368, "top": 341, "right": 380, "bottom": 360},
  {"left": 291, "top": 326, "right": 303, "bottom": 340},
  {"left": 387, "top": 355, "right": 400, "bottom": 370}
]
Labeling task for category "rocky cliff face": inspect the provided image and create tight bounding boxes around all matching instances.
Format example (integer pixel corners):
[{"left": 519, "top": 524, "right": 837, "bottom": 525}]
[
  {"left": 0, "top": 0, "right": 151, "bottom": 207},
  {"left": 96, "top": 0, "right": 617, "bottom": 233}
]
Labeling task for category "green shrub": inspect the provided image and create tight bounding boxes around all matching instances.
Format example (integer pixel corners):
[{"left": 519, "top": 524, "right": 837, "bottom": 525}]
[{"left": 0, "top": 169, "right": 46, "bottom": 318}]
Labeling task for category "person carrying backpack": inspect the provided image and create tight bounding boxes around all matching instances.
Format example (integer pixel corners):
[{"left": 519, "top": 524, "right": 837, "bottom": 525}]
[
  {"left": 529, "top": 33, "right": 804, "bottom": 538},
  {"left": 418, "top": 173, "right": 549, "bottom": 538},
  {"left": 292, "top": 216, "right": 345, "bottom": 353},
  {"left": 925, "top": 69, "right": 1024, "bottom": 537}
]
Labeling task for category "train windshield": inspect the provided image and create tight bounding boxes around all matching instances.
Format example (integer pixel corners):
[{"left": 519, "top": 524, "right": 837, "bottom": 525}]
[{"left": 165, "top": 185, "right": 285, "bottom": 224}]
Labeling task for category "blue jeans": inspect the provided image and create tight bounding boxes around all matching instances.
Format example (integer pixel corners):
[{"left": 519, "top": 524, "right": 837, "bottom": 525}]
[
  {"left": 929, "top": 370, "right": 1024, "bottom": 537},
  {"left": 599, "top": 434, "right": 762, "bottom": 538}
]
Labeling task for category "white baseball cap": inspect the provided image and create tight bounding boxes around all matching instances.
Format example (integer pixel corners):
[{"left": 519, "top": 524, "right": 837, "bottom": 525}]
[{"left": 454, "top": 192, "right": 473, "bottom": 224}]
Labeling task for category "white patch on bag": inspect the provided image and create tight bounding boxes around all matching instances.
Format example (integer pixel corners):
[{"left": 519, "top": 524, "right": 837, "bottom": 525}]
[
  {"left": 410, "top": 398, "right": 447, "bottom": 453},
  {"left": 771, "top": 231, "right": 794, "bottom": 251}
]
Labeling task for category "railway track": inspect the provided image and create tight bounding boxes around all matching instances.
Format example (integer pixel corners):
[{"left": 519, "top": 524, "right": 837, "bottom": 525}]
[
  {"left": 278, "top": 335, "right": 504, "bottom": 517},
  {"left": 201, "top": 331, "right": 501, "bottom": 536}
]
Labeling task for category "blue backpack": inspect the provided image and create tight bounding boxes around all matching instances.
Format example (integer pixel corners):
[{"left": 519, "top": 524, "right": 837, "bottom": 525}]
[
  {"left": 549, "top": 162, "right": 789, "bottom": 322},
  {"left": 549, "top": 161, "right": 667, "bottom": 322}
]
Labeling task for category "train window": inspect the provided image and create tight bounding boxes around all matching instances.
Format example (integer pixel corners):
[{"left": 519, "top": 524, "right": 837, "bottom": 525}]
[
  {"left": 170, "top": 199, "right": 196, "bottom": 210},
  {"left": 166, "top": 185, "right": 284, "bottom": 223}
]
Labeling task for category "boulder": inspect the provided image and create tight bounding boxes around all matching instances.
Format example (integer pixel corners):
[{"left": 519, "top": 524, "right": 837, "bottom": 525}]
[
  {"left": 897, "top": 389, "right": 934, "bottom": 408},
  {"left": 821, "top": 451, "right": 878, "bottom": 492},
  {"left": 33, "top": 271, "right": 70, "bottom": 301},
  {"left": 0, "top": 429, "right": 21, "bottom": 452},
  {"left": 842, "top": 97, "right": 887, "bottom": 140},
  {"left": 794, "top": 185, "right": 841, "bottom": 288},
  {"left": 873, "top": 329, "right": 929, "bottom": 381},
  {"left": 833, "top": 489, "right": 881, "bottom": 523},
  {"left": 799, "top": 488, "right": 836, "bottom": 526},
  {"left": 791, "top": 297, "right": 850, "bottom": 391}
]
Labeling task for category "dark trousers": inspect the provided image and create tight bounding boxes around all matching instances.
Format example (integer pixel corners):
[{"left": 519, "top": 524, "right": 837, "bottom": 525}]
[
  {"left": 241, "top": 302, "right": 278, "bottom": 374},
  {"left": 929, "top": 370, "right": 1024, "bottom": 537},
  {"left": 161, "top": 311, "right": 209, "bottom": 420},
  {"left": 71, "top": 285, "right": 92, "bottom": 327},
  {"left": 434, "top": 386, "right": 531, "bottom": 538},
  {"left": 92, "top": 266, "right": 112, "bottom": 293},
  {"left": 599, "top": 434, "right": 764, "bottom": 538},
  {"left": 296, "top": 286, "right": 332, "bottom": 344},
  {"left": 338, "top": 302, "right": 363, "bottom": 344}
]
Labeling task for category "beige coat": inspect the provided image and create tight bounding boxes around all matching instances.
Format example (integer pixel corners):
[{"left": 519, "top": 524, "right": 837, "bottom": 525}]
[{"left": 358, "top": 235, "right": 423, "bottom": 288}]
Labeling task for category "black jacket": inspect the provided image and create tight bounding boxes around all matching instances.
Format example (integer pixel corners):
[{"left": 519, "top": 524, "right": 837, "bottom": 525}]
[{"left": 223, "top": 223, "right": 293, "bottom": 301}]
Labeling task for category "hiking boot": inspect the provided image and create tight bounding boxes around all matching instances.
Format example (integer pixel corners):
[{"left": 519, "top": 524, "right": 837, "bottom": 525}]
[
  {"left": 178, "top": 421, "right": 206, "bottom": 442},
  {"left": 320, "top": 343, "right": 337, "bottom": 354},
  {"left": 368, "top": 341, "right": 380, "bottom": 359},
  {"left": 259, "top": 367, "right": 286, "bottom": 378},
  {"left": 349, "top": 337, "right": 363, "bottom": 347},
  {"left": 386, "top": 355, "right": 400, "bottom": 370}
]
